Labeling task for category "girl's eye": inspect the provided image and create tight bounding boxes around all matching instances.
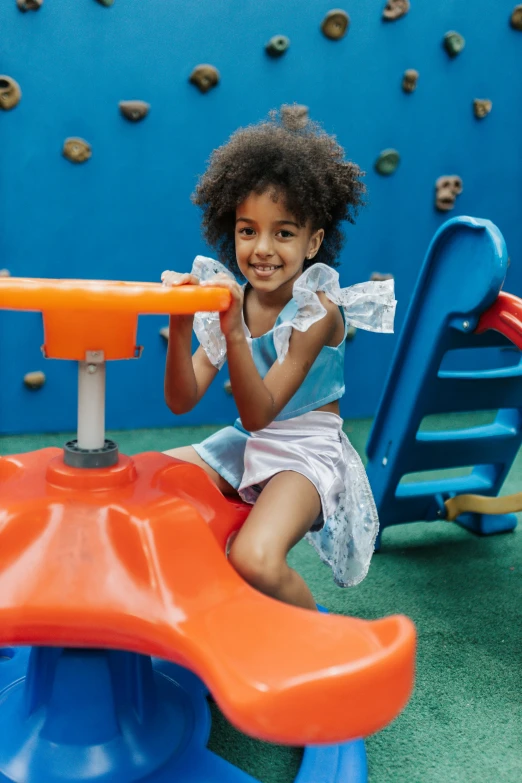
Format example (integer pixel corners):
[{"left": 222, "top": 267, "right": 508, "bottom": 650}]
[
  {"left": 277, "top": 230, "right": 294, "bottom": 238},
  {"left": 238, "top": 227, "right": 255, "bottom": 236}
]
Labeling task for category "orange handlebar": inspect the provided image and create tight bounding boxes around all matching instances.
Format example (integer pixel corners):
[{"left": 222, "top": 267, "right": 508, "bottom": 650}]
[
  {"left": 0, "top": 277, "right": 230, "bottom": 314},
  {"left": 0, "top": 277, "right": 231, "bottom": 360}
]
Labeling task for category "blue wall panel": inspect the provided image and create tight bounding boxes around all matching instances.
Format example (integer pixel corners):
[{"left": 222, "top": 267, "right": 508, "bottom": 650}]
[{"left": 1, "top": 0, "right": 521, "bottom": 434}]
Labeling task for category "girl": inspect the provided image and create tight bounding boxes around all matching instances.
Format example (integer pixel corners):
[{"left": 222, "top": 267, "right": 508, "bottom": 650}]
[{"left": 162, "top": 107, "right": 396, "bottom": 610}]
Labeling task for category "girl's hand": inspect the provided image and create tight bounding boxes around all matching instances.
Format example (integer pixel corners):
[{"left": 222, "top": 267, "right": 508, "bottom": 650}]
[
  {"left": 161, "top": 270, "right": 200, "bottom": 327},
  {"left": 161, "top": 270, "right": 200, "bottom": 287},
  {"left": 201, "top": 273, "right": 244, "bottom": 340}
]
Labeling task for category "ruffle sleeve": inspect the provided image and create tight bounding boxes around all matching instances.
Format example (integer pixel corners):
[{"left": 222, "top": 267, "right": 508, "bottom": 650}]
[
  {"left": 273, "top": 263, "right": 396, "bottom": 363},
  {"left": 191, "top": 256, "right": 236, "bottom": 370}
]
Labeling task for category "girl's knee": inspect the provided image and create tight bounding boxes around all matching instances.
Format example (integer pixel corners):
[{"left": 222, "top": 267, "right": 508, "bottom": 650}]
[{"left": 228, "top": 539, "right": 283, "bottom": 593}]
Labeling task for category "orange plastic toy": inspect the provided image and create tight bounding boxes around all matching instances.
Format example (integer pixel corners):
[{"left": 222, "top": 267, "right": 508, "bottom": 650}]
[{"left": 0, "top": 278, "right": 416, "bottom": 749}]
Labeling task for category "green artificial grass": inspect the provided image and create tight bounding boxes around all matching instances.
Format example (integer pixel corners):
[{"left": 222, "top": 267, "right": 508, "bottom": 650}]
[{"left": 1, "top": 416, "right": 521, "bottom": 783}]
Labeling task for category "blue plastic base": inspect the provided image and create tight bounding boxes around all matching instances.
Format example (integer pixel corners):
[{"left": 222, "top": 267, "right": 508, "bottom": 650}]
[
  {"left": 374, "top": 510, "right": 518, "bottom": 550},
  {"left": 455, "top": 511, "right": 518, "bottom": 536},
  {"left": 0, "top": 645, "right": 367, "bottom": 783}
]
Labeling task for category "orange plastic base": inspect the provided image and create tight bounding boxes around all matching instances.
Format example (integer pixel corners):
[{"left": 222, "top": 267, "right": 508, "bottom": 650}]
[{"left": 0, "top": 449, "right": 416, "bottom": 745}]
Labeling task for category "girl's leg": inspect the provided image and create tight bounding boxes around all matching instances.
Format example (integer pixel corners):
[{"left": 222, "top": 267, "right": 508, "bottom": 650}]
[
  {"left": 228, "top": 471, "right": 321, "bottom": 611},
  {"left": 162, "top": 446, "right": 240, "bottom": 497}
]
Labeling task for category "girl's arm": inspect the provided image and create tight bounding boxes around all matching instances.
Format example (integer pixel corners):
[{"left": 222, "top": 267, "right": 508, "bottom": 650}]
[
  {"left": 164, "top": 318, "right": 219, "bottom": 414},
  {"left": 162, "top": 272, "right": 219, "bottom": 414},
  {"left": 204, "top": 275, "right": 341, "bottom": 432}
]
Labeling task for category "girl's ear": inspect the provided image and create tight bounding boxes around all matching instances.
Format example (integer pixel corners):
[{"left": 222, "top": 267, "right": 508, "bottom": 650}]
[{"left": 307, "top": 228, "right": 325, "bottom": 260}]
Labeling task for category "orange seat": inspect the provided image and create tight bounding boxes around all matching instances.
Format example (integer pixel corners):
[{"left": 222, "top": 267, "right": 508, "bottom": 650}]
[{"left": 0, "top": 448, "right": 415, "bottom": 745}]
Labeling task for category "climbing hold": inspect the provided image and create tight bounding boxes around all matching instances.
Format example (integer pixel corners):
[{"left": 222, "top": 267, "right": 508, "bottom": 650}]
[
  {"left": 0, "top": 269, "right": 10, "bottom": 277},
  {"left": 119, "top": 100, "right": 150, "bottom": 122},
  {"left": 510, "top": 5, "right": 522, "bottom": 30},
  {"left": 16, "top": 0, "right": 43, "bottom": 10},
  {"left": 159, "top": 326, "right": 169, "bottom": 341},
  {"left": 443, "top": 31, "right": 465, "bottom": 57},
  {"left": 24, "top": 371, "right": 46, "bottom": 390},
  {"left": 0, "top": 76, "right": 21, "bottom": 111},
  {"left": 189, "top": 64, "right": 219, "bottom": 93},
  {"left": 402, "top": 69, "right": 419, "bottom": 93},
  {"left": 321, "top": 10, "right": 350, "bottom": 40},
  {"left": 375, "top": 149, "right": 400, "bottom": 175},
  {"left": 94, "top": 0, "right": 114, "bottom": 6},
  {"left": 62, "top": 138, "right": 91, "bottom": 164},
  {"left": 382, "top": 0, "right": 410, "bottom": 22},
  {"left": 281, "top": 103, "right": 309, "bottom": 130},
  {"left": 224, "top": 379, "right": 233, "bottom": 395},
  {"left": 371, "top": 272, "right": 394, "bottom": 281},
  {"left": 265, "top": 35, "right": 290, "bottom": 57},
  {"left": 346, "top": 325, "right": 357, "bottom": 341},
  {"left": 435, "top": 175, "right": 463, "bottom": 211},
  {"left": 473, "top": 99, "right": 492, "bottom": 119}
]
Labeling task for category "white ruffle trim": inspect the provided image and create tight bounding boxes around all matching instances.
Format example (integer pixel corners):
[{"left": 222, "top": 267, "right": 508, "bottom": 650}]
[
  {"left": 272, "top": 263, "right": 396, "bottom": 363},
  {"left": 187, "top": 256, "right": 396, "bottom": 368},
  {"left": 192, "top": 256, "right": 232, "bottom": 370}
]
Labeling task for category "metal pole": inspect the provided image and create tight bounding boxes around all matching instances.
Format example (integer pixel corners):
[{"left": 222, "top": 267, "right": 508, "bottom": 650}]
[{"left": 77, "top": 360, "right": 106, "bottom": 450}]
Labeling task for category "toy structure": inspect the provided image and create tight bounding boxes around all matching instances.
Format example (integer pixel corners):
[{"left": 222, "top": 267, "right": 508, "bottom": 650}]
[
  {"left": 0, "top": 277, "right": 416, "bottom": 782},
  {"left": 367, "top": 216, "right": 522, "bottom": 548}
]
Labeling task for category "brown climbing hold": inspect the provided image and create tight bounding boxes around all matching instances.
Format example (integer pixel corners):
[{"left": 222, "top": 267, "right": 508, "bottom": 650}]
[
  {"left": 510, "top": 5, "right": 522, "bottom": 30},
  {"left": 95, "top": 0, "right": 114, "bottom": 6},
  {"left": 0, "top": 269, "right": 10, "bottom": 277},
  {"left": 382, "top": 0, "right": 410, "bottom": 21},
  {"left": 63, "top": 138, "right": 92, "bottom": 164},
  {"left": 224, "top": 379, "right": 233, "bottom": 395},
  {"left": 346, "top": 325, "right": 357, "bottom": 341},
  {"left": 435, "top": 175, "right": 463, "bottom": 212},
  {"left": 402, "top": 69, "right": 419, "bottom": 93},
  {"left": 473, "top": 99, "right": 492, "bottom": 119},
  {"left": 281, "top": 103, "right": 309, "bottom": 130},
  {"left": 0, "top": 76, "right": 22, "bottom": 111},
  {"left": 371, "top": 272, "right": 394, "bottom": 282},
  {"left": 321, "top": 10, "right": 350, "bottom": 40},
  {"left": 16, "top": 0, "right": 43, "bottom": 10},
  {"left": 189, "top": 65, "right": 219, "bottom": 94},
  {"left": 159, "top": 326, "right": 169, "bottom": 341},
  {"left": 24, "top": 371, "right": 46, "bottom": 390},
  {"left": 119, "top": 100, "right": 150, "bottom": 122}
]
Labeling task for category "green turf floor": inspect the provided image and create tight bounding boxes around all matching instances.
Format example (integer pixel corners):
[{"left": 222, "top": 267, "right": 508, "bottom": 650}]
[{"left": 1, "top": 416, "right": 521, "bottom": 783}]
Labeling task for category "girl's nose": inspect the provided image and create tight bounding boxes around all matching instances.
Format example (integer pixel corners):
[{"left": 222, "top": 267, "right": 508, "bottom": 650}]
[{"left": 254, "top": 233, "right": 274, "bottom": 258}]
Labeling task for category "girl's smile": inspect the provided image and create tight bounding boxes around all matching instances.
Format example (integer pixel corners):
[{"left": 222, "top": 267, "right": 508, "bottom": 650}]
[{"left": 249, "top": 262, "right": 283, "bottom": 279}]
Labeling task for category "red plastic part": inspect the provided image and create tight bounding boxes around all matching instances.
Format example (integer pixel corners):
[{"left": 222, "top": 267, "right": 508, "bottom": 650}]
[
  {"left": 475, "top": 291, "right": 522, "bottom": 349},
  {"left": 0, "top": 449, "right": 416, "bottom": 745}
]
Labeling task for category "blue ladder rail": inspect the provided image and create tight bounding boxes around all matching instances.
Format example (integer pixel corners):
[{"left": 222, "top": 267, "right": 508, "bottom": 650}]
[{"left": 366, "top": 217, "right": 521, "bottom": 545}]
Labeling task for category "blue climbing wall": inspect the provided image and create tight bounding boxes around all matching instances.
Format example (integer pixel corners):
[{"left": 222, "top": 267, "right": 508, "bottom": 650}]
[{"left": 1, "top": 0, "right": 521, "bottom": 434}]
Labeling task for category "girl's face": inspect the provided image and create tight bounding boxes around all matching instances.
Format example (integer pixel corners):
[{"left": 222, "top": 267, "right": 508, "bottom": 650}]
[{"left": 235, "top": 190, "right": 324, "bottom": 294}]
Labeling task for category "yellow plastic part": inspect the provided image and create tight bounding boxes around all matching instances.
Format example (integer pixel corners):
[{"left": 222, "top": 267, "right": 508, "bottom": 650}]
[{"left": 444, "top": 492, "right": 522, "bottom": 521}]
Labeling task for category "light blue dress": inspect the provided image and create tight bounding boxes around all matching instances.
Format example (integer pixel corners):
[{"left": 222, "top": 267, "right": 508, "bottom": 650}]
[{"left": 187, "top": 256, "right": 396, "bottom": 586}]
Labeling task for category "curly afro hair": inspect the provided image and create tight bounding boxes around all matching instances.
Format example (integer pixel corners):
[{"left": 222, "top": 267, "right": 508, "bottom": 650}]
[{"left": 192, "top": 105, "right": 366, "bottom": 276}]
